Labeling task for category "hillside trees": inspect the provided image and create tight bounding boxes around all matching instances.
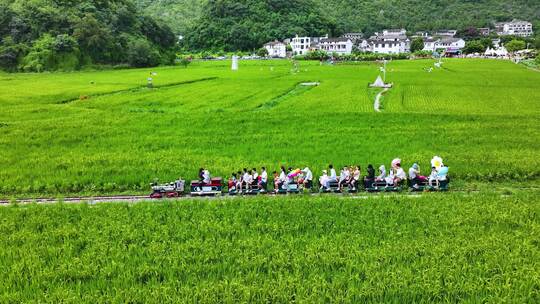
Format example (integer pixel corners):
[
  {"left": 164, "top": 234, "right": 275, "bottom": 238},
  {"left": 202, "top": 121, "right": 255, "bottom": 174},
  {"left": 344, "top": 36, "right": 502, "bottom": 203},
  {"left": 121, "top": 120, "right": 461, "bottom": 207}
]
[
  {"left": 184, "top": 0, "right": 338, "bottom": 51},
  {"left": 0, "top": 0, "right": 176, "bottom": 72}
]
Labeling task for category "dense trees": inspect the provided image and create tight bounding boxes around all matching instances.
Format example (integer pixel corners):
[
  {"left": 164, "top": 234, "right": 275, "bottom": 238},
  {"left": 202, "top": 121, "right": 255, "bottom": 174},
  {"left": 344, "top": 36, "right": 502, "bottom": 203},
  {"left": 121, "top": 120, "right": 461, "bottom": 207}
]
[
  {"left": 410, "top": 38, "right": 424, "bottom": 53},
  {"left": 183, "top": 0, "right": 338, "bottom": 51},
  {"left": 135, "top": 0, "right": 540, "bottom": 47},
  {"left": 0, "top": 0, "right": 176, "bottom": 72}
]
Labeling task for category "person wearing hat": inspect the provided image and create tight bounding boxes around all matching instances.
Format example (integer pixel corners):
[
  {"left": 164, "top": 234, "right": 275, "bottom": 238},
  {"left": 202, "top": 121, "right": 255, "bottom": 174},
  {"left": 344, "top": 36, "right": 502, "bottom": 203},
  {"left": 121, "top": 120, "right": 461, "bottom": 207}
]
[{"left": 393, "top": 162, "right": 406, "bottom": 185}]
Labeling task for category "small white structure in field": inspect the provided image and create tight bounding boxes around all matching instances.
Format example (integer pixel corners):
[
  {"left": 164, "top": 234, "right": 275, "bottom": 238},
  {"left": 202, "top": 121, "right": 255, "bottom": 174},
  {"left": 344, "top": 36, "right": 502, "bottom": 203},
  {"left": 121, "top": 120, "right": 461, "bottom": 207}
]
[
  {"left": 231, "top": 55, "right": 239, "bottom": 70},
  {"left": 369, "top": 75, "right": 392, "bottom": 88}
]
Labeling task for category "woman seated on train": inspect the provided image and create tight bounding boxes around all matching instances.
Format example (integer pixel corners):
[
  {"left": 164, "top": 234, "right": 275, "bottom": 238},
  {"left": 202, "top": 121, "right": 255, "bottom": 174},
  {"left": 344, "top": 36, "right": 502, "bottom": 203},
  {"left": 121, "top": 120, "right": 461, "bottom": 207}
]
[
  {"left": 385, "top": 168, "right": 395, "bottom": 186},
  {"left": 278, "top": 166, "right": 287, "bottom": 190},
  {"left": 302, "top": 167, "right": 313, "bottom": 189},
  {"left": 338, "top": 166, "right": 351, "bottom": 190},
  {"left": 408, "top": 163, "right": 426, "bottom": 187},
  {"left": 198, "top": 168, "right": 205, "bottom": 183},
  {"left": 319, "top": 170, "right": 329, "bottom": 191},
  {"left": 349, "top": 166, "right": 361, "bottom": 190},
  {"left": 252, "top": 168, "right": 259, "bottom": 187},
  {"left": 236, "top": 170, "right": 244, "bottom": 192},
  {"left": 364, "top": 164, "right": 375, "bottom": 188},
  {"left": 393, "top": 163, "right": 407, "bottom": 185}
]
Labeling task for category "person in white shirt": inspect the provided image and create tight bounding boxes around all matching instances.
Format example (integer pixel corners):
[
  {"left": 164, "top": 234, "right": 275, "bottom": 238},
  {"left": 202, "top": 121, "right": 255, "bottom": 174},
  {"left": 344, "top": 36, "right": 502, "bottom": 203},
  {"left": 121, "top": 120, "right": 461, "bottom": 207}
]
[
  {"left": 242, "top": 168, "right": 251, "bottom": 190},
  {"left": 319, "top": 170, "right": 329, "bottom": 191},
  {"left": 278, "top": 166, "right": 287, "bottom": 190},
  {"left": 338, "top": 166, "right": 350, "bottom": 190},
  {"left": 203, "top": 169, "right": 211, "bottom": 184},
  {"left": 302, "top": 167, "right": 313, "bottom": 189},
  {"left": 259, "top": 167, "right": 268, "bottom": 191},
  {"left": 327, "top": 164, "right": 337, "bottom": 188},
  {"left": 376, "top": 165, "right": 386, "bottom": 181},
  {"left": 394, "top": 163, "right": 406, "bottom": 185}
]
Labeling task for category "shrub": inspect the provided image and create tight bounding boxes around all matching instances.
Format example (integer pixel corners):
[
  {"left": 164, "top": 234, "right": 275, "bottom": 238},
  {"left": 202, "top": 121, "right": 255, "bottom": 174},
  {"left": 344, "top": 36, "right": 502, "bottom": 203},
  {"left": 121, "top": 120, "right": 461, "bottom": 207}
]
[{"left": 126, "top": 37, "right": 160, "bottom": 68}]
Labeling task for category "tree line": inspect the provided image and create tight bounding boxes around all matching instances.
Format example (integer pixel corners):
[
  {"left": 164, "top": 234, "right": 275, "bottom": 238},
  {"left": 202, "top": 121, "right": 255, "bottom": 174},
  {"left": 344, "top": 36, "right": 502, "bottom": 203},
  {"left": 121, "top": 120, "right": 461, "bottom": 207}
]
[{"left": 0, "top": 0, "right": 176, "bottom": 72}]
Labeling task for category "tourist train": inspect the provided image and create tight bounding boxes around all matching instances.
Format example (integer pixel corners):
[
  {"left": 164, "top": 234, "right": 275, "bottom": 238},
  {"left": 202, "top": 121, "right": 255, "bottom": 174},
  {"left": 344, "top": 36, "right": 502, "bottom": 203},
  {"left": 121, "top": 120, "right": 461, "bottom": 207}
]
[{"left": 149, "top": 157, "right": 450, "bottom": 198}]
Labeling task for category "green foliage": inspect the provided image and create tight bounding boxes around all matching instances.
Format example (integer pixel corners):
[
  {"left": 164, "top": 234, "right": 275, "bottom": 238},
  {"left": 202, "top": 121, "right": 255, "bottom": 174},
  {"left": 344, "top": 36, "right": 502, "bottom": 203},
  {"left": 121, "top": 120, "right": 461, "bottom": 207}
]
[
  {"left": 135, "top": 0, "right": 540, "bottom": 43},
  {"left": 411, "top": 38, "right": 424, "bottom": 53},
  {"left": 184, "top": 0, "right": 337, "bottom": 51},
  {"left": 463, "top": 40, "right": 486, "bottom": 54},
  {"left": 0, "top": 0, "right": 176, "bottom": 71},
  {"left": 505, "top": 39, "right": 527, "bottom": 52},
  {"left": 536, "top": 54, "right": 540, "bottom": 64},
  {"left": 126, "top": 37, "right": 161, "bottom": 68},
  {"left": 177, "top": 56, "right": 191, "bottom": 68},
  {"left": 0, "top": 59, "right": 539, "bottom": 195},
  {"left": 0, "top": 192, "right": 539, "bottom": 301},
  {"left": 256, "top": 48, "right": 269, "bottom": 57}
]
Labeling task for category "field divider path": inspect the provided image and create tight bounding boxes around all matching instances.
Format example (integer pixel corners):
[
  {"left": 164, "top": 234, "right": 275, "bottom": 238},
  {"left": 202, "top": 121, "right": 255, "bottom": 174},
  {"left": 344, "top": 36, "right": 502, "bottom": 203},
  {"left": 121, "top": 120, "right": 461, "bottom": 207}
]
[
  {"left": 374, "top": 88, "right": 390, "bottom": 112},
  {"left": 56, "top": 77, "right": 218, "bottom": 104}
]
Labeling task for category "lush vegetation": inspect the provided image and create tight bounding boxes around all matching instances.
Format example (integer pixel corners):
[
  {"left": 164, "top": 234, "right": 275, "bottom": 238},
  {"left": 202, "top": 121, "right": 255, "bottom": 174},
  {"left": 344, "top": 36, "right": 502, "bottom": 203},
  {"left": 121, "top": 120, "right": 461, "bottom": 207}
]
[
  {"left": 135, "top": 0, "right": 540, "bottom": 51},
  {"left": 1, "top": 192, "right": 539, "bottom": 302},
  {"left": 0, "top": 0, "right": 176, "bottom": 72},
  {"left": 183, "top": 0, "right": 337, "bottom": 51},
  {"left": 0, "top": 59, "right": 539, "bottom": 196}
]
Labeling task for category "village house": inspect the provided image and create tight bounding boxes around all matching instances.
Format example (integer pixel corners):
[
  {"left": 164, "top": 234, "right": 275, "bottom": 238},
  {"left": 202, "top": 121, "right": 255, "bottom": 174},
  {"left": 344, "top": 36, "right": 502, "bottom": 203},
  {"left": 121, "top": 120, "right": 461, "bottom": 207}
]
[
  {"left": 341, "top": 32, "right": 364, "bottom": 42},
  {"left": 422, "top": 37, "right": 465, "bottom": 54},
  {"left": 363, "top": 29, "right": 410, "bottom": 54},
  {"left": 319, "top": 38, "right": 353, "bottom": 55},
  {"left": 263, "top": 40, "right": 286, "bottom": 58},
  {"left": 290, "top": 35, "right": 327, "bottom": 55},
  {"left": 433, "top": 30, "right": 457, "bottom": 37},
  {"left": 495, "top": 20, "right": 533, "bottom": 37},
  {"left": 477, "top": 28, "right": 491, "bottom": 36}
]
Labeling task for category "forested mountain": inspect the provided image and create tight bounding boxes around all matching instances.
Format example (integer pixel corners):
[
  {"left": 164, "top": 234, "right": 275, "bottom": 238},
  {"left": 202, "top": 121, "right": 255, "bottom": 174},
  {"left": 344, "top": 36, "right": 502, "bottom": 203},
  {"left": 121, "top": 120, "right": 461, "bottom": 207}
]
[
  {"left": 135, "top": 0, "right": 540, "bottom": 51},
  {"left": 0, "top": 0, "right": 176, "bottom": 71}
]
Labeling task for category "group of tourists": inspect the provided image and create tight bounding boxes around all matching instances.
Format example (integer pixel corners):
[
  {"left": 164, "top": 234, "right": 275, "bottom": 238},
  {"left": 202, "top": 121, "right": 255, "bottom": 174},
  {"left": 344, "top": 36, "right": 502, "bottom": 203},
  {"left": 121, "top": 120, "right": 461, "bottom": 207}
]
[{"left": 204, "top": 156, "right": 449, "bottom": 192}]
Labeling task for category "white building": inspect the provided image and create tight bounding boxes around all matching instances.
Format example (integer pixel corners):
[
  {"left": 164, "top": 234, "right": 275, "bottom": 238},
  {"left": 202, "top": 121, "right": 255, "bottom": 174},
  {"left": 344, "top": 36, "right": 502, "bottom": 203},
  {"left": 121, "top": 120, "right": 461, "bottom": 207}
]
[
  {"left": 495, "top": 20, "right": 533, "bottom": 37},
  {"left": 319, "top": 38, "right": 353, "bottom": 55},
  {"left": 263, "top": 40, "right": 286, "bottom": 58},
  {"left": 341, "top": 32, "right": 363, "bottom": 42},
  {"left": 485, "top": 46, "right": 508, "bottom": 57},
  {"left": 290, "top": 35, "right": 327, "bottom": 55},
  {"left": 433, "top": 30, "right": 457, "bottom": 37},
  {"left": 423, "top": 37, "right": 465, "bottom": 54},
  {"left": 365, "top": 31, "right": 410, "bottom": 54}
]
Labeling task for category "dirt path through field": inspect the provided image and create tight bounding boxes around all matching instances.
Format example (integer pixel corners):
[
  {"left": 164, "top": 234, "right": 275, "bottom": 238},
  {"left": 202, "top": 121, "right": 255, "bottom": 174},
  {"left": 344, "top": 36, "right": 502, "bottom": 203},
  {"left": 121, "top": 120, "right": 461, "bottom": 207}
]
[{"left": 374, "top": 88, "right": 389, "bottom": 112}]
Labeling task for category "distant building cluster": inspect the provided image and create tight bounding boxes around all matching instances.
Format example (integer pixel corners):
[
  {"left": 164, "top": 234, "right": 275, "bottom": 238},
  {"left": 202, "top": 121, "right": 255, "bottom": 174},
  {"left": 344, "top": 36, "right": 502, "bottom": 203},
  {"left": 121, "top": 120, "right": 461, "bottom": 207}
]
[{"left": 261, "top": 20, "right": 533, "bottom": 57}]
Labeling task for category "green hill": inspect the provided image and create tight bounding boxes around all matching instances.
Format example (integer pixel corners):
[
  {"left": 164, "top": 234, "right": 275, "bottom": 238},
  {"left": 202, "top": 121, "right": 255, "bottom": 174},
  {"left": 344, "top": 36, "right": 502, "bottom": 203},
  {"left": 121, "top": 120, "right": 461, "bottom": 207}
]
[{"left": 135, "top": 0, "right": 540, "bottom": 50}]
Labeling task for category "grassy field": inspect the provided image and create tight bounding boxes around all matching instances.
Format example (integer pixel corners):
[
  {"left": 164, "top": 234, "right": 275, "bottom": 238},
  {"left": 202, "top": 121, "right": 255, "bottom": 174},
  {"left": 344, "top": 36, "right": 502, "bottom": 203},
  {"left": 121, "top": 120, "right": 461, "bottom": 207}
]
[
  {"left": 0, "top": 192, "right": 538, "bottom": 302},
  {"left": 0, "top": 59, "right": 539, "bottom": 196}
]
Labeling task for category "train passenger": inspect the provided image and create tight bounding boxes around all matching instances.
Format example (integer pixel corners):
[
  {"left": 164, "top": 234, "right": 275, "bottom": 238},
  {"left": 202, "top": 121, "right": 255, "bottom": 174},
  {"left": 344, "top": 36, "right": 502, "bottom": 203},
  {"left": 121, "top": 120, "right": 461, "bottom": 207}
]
[
  {"left": 198, "top": 168, "right": 205, "bottom": 183},
  {"left": 408, "top": 163, "right": 426, "bottom": 187},
  {"left": 327, "top": 164, "right": 337, "bottom": 188},
  {"left": 385, "top": 168, "right": 395, "bottom": 186},
  {"left": 338, "top": 166, "right": 350, "bottom": 191},
  {"left": 228, "top": 173, "right": 237, "bottom": 192},
  {"left": 319, "top": 170, "right": 329, "bottom": 191},
  {"left": 272, "top": 171, "right": 279, "bottom": 190},
  {"left": 376, "top": 165, "right": 386, "bottom": 181},
  {"left": 349, "top": 166, "right": 360, "bottom": 190},
  {"left": 394, "top": 162, "right": 407, "bottom": 185},
  {"left": 428, "top": 167, "right": 438, "bottom": 186},
  {"left": 236, "top": 170, "right": 244, "bottom": 192},
  {"left": 287, "top": 167, "right": 295, "bottom": 185},
  {"left": 203, "top": 169, "right": 211, "bottom": 184},
  {"left": 364, "top": 164, "right": 375, "bottom": 188},
  {"left": 244, "top": 169, "right": 254, "bottom": 189},
  {"left": 278, "top": 166, "right": 287, "bottom": 190},
  {"left": 252, "top": 168, "right": 259, "bottom": 187},
  {"left": 259, "top": 167, "right": 268, "bottom": 191},
  {"left": 302, "top": 167, "right": 313, "bottom": 189}
]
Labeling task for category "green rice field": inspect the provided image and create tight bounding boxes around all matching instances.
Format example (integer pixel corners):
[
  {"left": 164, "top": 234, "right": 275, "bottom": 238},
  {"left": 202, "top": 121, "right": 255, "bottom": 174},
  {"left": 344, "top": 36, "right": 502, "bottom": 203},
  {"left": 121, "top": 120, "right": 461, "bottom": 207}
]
[
  {"left": 0, "top": 59, "right": 539, "bottom": 196},
  {"left": 1, "top": 59, "right": 540, "bottom": 302},
  {"left": 1, "top": 193, "right": 539, "bottom": 302}
]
